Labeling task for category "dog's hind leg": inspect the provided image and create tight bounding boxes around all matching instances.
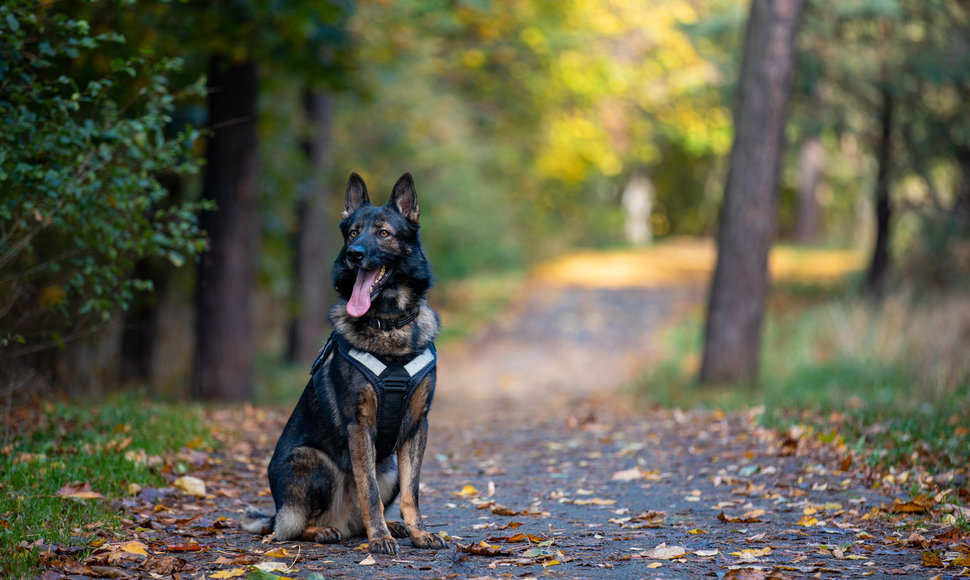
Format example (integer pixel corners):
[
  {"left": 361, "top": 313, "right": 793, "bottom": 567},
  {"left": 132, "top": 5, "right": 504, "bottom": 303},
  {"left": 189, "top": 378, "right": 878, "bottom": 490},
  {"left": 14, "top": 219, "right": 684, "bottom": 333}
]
[{"left": 269, "top": 446, "right": 350, "bottom": 544}]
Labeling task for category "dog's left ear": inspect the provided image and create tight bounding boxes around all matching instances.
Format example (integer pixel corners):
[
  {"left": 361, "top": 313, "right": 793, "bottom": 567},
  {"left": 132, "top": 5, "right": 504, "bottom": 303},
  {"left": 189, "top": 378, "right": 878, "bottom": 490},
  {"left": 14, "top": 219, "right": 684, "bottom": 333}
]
[{"left": 388, "top": 173, "right": 420, "bottom": 223}]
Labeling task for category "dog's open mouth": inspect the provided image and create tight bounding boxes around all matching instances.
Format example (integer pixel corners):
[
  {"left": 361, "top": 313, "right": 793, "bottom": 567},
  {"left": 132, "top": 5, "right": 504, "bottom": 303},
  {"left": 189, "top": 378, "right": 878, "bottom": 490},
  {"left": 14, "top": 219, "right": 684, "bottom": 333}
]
[{"left": 347, "top": 265, "right": 389, "bottom": 317}]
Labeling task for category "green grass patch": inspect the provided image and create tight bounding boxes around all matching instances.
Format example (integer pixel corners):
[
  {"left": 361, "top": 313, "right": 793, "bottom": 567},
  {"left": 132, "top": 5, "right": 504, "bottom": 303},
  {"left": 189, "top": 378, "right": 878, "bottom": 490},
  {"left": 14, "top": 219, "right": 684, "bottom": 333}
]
[
  {"left": 0, "top": 394, "right": 213, "bottom": 578},
  {"left": 633, "top": 284, "right": 970, "bottom": 474}
]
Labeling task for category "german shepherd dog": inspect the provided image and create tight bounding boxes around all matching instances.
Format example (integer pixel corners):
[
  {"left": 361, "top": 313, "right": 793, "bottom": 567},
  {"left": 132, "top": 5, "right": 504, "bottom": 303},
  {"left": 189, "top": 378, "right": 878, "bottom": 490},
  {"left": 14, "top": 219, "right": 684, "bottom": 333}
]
[{"left": 242, "top": 173, "right": 446, "bottom": 555}]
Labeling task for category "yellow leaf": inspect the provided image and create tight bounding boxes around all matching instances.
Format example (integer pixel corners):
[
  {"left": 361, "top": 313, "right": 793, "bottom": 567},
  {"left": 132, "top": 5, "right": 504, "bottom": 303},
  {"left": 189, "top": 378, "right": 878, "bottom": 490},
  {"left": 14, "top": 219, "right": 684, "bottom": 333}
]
[
  {"left": 647, "top": 562, "right": 663, "bottom": 569},
  {"left": 264, "top": 548, "right": 288, "bottom": 558},
  {"left": 457, "top": 485, "right": 479, "bottom": 497},
  {"left": 797, "top": 515, "right": 819, "bottom": 527},
  {"left": 210, "top": 569, "right": 246, "bottom": 579},
  {"left": 687, "top": 528, "right": 707, "bottom": 534},
  {"left": 173, "top": 476, "right": 207, "bottom": 498},
  {"left": 542, "top": 559, "right": 560, "bottom": 567},
  {"left": 119, "top": 541, "right": 149, "bottom": 557}
]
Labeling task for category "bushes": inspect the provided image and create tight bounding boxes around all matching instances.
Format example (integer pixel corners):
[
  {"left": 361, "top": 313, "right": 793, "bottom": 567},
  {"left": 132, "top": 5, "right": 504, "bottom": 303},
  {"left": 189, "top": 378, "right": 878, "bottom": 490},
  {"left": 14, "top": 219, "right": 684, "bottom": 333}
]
[{"left": 0, "top": 1, "right": 207, "bottom": 360}]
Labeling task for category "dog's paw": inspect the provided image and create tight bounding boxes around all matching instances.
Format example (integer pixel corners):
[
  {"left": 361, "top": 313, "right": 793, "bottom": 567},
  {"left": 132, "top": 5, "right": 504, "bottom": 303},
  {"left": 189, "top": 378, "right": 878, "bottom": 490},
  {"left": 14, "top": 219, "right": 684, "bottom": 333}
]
[
  {"left": 411, "top": 530, "right": 448, "bottom": 550},
  {"left": 368, "top": 536, "right": 398, "bottom": 555},
  {"left": 310, "top": 527, "right": 343, "bottom": 544}
]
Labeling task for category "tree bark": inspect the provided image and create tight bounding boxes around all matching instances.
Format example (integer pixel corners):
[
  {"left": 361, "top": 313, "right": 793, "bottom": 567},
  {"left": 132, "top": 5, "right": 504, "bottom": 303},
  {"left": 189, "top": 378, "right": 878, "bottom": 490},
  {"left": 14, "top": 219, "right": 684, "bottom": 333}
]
[
  {"left": 795, "top": 135, "right": 824, "bottom": 244},
  {"left": 286, "top": 90, "right": 336, "bottom": 365},
  {"left": 865, "top": 86, "right": 893, "bottom": 298},
  {"left": 700, "top": 0, "right": 804, "bottom": 385},
  {"left": 120, "top": 174, "right": 181, "bottom": 385},
  {"left": 192, "top": 56, "right": 260, "bottom": 401}
]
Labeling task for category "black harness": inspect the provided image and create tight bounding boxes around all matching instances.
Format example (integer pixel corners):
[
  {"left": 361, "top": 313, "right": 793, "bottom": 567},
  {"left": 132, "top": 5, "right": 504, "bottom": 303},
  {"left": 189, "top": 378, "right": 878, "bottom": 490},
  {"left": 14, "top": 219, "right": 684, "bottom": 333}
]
[{"left": 310, "top": 332, "right": 436, "bottom": 460}]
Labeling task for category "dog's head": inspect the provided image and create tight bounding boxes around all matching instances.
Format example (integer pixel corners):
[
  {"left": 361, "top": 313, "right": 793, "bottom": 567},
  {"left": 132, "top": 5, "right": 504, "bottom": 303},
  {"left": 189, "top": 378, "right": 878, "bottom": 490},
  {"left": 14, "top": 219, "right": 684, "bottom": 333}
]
[{"left": 333, "top": 172, "right": 433, "bottom": 318}]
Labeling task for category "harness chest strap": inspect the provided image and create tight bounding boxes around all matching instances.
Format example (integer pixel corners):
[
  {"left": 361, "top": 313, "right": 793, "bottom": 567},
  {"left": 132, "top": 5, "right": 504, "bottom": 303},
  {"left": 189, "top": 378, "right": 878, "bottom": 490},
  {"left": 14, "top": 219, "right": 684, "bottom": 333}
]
[{"left": 310, "top": 333, "right": 436, "bottom": 459}]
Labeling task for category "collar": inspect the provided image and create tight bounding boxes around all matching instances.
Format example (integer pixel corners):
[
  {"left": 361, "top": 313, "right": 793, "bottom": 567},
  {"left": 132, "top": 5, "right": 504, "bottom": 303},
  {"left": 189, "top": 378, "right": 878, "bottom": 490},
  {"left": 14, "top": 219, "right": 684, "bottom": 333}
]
[{"left": 365, "top": 308, "right": 419, "bottom": 331}]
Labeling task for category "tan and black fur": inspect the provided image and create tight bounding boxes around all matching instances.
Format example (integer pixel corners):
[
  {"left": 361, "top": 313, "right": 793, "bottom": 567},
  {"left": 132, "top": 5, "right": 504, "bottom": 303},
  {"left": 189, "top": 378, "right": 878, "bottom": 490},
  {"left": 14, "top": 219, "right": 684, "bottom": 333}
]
[{"left": 242, "top": 172, "right": 446, "bottom": 555}]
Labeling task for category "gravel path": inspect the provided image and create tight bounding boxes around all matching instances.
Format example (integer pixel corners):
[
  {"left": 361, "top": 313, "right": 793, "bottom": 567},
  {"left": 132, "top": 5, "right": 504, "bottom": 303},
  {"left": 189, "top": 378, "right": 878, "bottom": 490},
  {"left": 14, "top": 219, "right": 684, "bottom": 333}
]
[{"left": 89, "top": 276, "right": 958, "bottom": 579}]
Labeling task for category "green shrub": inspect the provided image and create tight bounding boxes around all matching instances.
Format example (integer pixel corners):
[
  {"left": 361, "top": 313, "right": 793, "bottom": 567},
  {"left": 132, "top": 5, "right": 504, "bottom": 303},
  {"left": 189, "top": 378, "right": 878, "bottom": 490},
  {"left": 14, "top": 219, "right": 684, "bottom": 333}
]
[{"left": 0, "top": 0, "right": 207, "bottom": 358}]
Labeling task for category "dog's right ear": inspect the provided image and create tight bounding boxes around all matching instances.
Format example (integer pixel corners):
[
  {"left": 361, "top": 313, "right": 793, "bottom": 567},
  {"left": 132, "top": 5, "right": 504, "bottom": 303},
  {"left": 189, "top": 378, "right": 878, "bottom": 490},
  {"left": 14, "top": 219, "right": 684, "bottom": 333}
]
[{"left": 342, "top": 172, "right": 370, "bottom": 219}]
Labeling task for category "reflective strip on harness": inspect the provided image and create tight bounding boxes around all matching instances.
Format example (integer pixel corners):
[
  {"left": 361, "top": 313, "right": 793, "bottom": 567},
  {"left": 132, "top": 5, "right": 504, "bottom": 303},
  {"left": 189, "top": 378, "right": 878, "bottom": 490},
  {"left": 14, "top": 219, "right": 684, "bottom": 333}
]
[{"left": 347, "top": 348, "right": 387, "bottom": 376}]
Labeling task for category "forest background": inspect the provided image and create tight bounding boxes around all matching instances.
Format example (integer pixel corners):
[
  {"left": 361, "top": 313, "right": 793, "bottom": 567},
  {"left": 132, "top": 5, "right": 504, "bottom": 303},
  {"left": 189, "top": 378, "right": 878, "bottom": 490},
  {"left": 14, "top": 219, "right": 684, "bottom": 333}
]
[{"left": 1, "top": 0, "right": 968, "bottom": 404}]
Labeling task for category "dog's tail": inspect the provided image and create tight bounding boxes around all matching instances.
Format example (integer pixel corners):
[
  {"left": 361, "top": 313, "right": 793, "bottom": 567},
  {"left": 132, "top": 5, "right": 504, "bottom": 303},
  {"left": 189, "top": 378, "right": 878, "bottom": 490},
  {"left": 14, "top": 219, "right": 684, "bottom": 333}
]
[{"left": 241, "top": 506, "right": 275, "bottom": 535}]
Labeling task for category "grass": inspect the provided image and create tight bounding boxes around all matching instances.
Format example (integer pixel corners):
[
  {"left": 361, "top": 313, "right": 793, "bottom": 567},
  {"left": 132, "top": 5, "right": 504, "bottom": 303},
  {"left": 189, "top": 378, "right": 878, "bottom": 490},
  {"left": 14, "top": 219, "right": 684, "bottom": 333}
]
[
  {"left": 633, "top": 280, "right": 970, "bottom": 474},
  {"left": 0, "top": 394, "right": 214, "bottom": 578}
]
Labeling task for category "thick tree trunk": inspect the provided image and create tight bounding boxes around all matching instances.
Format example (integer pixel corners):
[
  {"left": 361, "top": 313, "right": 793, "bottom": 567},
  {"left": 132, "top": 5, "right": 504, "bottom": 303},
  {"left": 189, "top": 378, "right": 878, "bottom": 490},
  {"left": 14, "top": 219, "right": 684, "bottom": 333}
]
[
  {"left": 192, "top": 56, "right": 260, "bottom": 401},
  {"left": 865, "top": 87, "right": 893, "bottom": 298},
  {"left": 795, "top": 135, "right": 825, "bottom": 244},
  {"left": 286, "top": 91, "right": 335, "bottom": 365},
  {"left": 700, "top": 0, "right": 804, "bottom": 385}
]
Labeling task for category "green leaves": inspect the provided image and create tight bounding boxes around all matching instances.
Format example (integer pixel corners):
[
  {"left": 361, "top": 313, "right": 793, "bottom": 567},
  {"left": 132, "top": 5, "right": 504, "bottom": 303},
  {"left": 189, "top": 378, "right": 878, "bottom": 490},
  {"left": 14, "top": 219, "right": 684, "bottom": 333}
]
[{"left": 0, "top": 0, "right": 207, "bottom": 355}]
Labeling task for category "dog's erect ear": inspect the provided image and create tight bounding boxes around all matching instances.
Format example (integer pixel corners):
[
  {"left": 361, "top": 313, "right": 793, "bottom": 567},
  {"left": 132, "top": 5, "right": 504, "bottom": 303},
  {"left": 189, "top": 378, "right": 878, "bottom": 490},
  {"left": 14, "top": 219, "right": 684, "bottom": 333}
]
[
  {"left": 342, "top": 172, "right": 370, "bottom": 219},
  {"left": 388, "top": 173, "right": 419, "bottom": 223}
]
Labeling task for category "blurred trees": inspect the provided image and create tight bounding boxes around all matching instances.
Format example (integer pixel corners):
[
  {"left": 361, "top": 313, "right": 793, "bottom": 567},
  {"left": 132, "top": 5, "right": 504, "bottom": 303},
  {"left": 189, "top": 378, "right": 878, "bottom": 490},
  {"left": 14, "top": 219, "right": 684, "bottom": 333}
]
[
  {"left": 0, "top": 1, "right": 207, "bottom": 393},
  {"left": 4, "top": 0, "right": 969, "bottom": 399},
  {"left": 794, "top": 0, "right": 970, "bottom": 292},
  {"left": 700, "top": 0, "right": 805, "bottom": 385}
]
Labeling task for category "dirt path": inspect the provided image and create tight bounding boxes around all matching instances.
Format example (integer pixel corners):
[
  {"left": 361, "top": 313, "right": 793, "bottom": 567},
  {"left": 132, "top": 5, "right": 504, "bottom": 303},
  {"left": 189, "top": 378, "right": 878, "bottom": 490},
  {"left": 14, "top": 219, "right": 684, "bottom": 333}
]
[{"left": 81, "top": 245, "right": 962, "bottom": 579}]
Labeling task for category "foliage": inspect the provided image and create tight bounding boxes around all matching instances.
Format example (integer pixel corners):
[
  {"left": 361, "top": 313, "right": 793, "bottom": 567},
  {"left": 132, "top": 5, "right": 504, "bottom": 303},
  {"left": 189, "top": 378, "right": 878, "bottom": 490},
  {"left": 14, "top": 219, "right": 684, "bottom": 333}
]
[
  {"left": 0, "top": 0, "right": 208, "bottom": 357},
  {"left": 322, "top": 0, "right": 743, "bottom": 282},
  {"left": 634, "top": 280, "right": 970, "bottom": 472},
  {"left": 0, "top": 395, "right": 213, "bottom": 578}
]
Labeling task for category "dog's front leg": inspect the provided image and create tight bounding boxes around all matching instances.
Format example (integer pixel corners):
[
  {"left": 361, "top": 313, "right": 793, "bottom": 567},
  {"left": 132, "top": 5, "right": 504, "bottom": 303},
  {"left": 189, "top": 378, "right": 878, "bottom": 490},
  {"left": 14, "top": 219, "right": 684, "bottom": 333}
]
[
  {"left": 348, "top": 420, "right": 397, "bottom": 554},
  {"left": 398, "top": 417, "right": 447, "bottom": 549}
]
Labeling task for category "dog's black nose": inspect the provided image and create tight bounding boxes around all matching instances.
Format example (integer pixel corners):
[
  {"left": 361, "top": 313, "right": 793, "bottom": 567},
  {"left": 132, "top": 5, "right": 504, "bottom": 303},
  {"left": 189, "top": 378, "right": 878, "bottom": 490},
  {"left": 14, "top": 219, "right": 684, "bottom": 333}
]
[{"left": 346, "top": 245, "right": 365, "bottom": 264}]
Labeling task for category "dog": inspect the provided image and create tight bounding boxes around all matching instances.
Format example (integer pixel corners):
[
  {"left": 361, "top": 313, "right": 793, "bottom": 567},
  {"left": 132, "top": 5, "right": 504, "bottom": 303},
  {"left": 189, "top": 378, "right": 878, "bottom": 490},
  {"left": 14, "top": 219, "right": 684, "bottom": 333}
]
[{"left": 242, "top": 172, "right": 446, "bottom": 555}]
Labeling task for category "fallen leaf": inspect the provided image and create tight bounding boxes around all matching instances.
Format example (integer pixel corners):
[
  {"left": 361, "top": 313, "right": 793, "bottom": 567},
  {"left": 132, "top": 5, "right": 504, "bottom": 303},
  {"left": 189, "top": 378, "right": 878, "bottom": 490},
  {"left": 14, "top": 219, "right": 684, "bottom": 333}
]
[
  {"left": 731, "top": 547, "right": 772, "bottom": 561},
  {"left": 695, "top": 549, "right": 719, "bottom": 557},
  {"left": 359, "top": 555, "right": 377, "bottom": 566},
  {"left": 57, "top": 481, "right": 104, "bottom": 500},
  {"left": 457, "top": 485, "right": 480, "bottom": 497},
  {"left": 923, "top": 551, "right": 944, "bottom": 567},
  {"left": 264, "top": 547, "right": 289, "bottom": 558},
  {"left": 797, "top": 515, "right": 819, "bottom": 527},
  {"left": 210, "top": 569, "right": 246, "bottom": 578},
  {"left": 165, "top": 542, "right": 205, "bottom": 552},
  {"left": 571, "top": 497, "right": 617, "bottom": 506},
  {"left": 118, "top": 541, "right": 149, "bottom": 557},
  {"left": 254, "top": 560, "right": 293, "bottom": 572},
  {"left": 646, "top": 562, "right": 663, "bottom": 569},
  {"left": 457, "top": 540, "right": 512, "bottom": 557},
  {"left": 644, "top": 543, "right": 687, "bottom": 559},
  {"left": 718, "top": 511, "right": 764, "bottom": 524},
  {"left": 173, "top": 475, "right": 207, "bottom": 498}
]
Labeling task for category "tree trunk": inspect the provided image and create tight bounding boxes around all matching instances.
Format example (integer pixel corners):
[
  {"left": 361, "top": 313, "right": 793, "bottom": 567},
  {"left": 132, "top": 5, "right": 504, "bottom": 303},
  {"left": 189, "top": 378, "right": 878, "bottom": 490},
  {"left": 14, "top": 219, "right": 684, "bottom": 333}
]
[
  {"left": 865, "top": 87, "right": 893, "bottom": 298},
  {"left": 795, "top": 135, "right": 824, "bottom": 244},
  {"left": 192, "top": 56, "right": 260, "bottom": 401},
  {"left": 700, "top": 0, "right": 804, "bottom": 385},
  {"left": 286, "top": 90, "right": 336, "bottom": 365},
  {"left": 120, "top": 174, "right": 181, "bottom": 385}
]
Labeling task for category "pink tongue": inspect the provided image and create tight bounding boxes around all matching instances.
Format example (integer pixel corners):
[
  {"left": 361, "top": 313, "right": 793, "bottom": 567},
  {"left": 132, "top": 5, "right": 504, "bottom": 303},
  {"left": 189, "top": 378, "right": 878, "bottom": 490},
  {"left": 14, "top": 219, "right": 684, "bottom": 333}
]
[{"left": 347, "top": 268, "right": 380, "bottom": 317}]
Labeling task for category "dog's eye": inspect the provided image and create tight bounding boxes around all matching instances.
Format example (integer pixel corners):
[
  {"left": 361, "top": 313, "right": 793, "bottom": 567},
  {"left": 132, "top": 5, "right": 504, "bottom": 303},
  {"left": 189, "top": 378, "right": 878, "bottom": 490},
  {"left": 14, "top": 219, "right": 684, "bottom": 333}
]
[
  {"left": 379, "top": 230, "right": 390, "bottom": 238},
  {"left": 349, "top": 230, "right": 358, "bottom": 239}
]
